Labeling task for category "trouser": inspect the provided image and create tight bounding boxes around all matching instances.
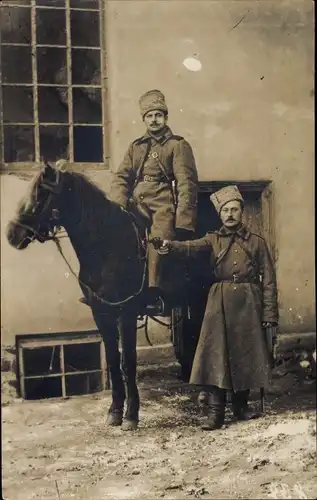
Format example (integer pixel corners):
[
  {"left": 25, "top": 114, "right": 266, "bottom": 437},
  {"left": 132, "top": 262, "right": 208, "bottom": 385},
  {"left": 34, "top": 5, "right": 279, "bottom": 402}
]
[
  {"left": 131, "top": 183, "right": 194, "bottom": 297},
  {"left": 130, "top": 183, "right": 175, "bottom": 291}
]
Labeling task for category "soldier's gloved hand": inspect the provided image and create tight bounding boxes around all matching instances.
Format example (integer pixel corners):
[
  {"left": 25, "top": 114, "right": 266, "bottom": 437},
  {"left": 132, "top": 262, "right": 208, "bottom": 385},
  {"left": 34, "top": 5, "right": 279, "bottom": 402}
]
[
  {"left": 158, "top": 240, "right": 172, "bottom": 255},
  {"left": 262, "top": 322, "right": 278, "bottom": 328},
  {"left": 150, "top": 237, "right": 164, "bottom": 250}
]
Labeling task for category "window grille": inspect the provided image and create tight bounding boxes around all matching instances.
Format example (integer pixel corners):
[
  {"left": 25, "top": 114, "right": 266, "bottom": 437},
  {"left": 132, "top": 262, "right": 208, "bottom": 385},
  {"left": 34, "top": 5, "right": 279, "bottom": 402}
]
[
  {"left": 0, "top": 0, "right": 108, "bottom": 168},
  {"left": 17, "top": 331, "right": 109, "bottom": 400}
]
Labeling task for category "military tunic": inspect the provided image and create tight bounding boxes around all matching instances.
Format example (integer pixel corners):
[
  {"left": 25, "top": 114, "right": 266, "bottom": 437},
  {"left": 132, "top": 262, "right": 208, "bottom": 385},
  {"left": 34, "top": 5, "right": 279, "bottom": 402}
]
[
  {"left": 171, "top": 225, "right": 278, "bottom": 391},
  {"left": 110, "top": 126, "right": 198, "bottom": 237},
  {"left": 110, "top": 126, "right": 198, "bottom": 290}
]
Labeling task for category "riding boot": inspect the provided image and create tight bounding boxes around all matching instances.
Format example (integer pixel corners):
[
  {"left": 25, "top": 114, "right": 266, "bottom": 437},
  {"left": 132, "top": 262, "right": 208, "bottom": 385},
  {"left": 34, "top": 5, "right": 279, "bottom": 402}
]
[
  {"left": 144, "top": 286, "right": 166, "bottom": 316},
  {"left": 79, "top": 296, "right": 89, "bottom": 306},
  {"left": 197, "top": 390, "right": 209, "bottom": 416},
  {"left": 232, "top": 390, "right": 261, "bottom": 421},
  {"left": 146, "top": 245, "right": 168, "bottom": 316},
  {"left": 201, "top": 386, "right": 226, "bottom": 431}
]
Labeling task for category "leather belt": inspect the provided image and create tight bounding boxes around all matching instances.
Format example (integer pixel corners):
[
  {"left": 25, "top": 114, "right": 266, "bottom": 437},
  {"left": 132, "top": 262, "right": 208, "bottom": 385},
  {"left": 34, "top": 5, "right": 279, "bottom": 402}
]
[
  {"left": 140, "top": 175, "right": 165, "bottom": 182},
  {"left": 213, "top": 276, "right": 260, "bottom": 285}
]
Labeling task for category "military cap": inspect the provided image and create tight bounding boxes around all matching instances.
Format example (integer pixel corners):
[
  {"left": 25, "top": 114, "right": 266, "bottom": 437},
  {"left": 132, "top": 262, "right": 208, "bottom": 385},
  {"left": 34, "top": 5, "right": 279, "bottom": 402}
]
[
  {"left": 139, "top": 89, "right": 168, "bottom": 118},
  {"left": 210, "top": 185, "right": 244, "bottom": 214}
]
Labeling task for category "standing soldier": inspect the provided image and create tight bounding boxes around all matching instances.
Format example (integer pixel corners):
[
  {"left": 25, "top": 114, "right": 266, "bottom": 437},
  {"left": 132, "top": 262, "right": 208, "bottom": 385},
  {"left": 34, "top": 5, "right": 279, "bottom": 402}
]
[
  {"left": 155, "top": 185, "right": 278, "bottom": 429},
  {"left": 108, "top": 89, "right": 198, "bottom": 315}
]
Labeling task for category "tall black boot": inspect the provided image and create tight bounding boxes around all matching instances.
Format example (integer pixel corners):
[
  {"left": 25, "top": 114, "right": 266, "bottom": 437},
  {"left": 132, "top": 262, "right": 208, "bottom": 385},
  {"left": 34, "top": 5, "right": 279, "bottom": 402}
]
[
  {"left": 144, "top": 287, "right": 165, "bottom": 316},
  {"left": 201, "top": 386, "right": 226, "bottom": 431},
  {"left": 232, "top": 390, "right": 261, "bottom": 421},
  {"left": 197, "top": 390, "right": 209, "bottom": 416}
]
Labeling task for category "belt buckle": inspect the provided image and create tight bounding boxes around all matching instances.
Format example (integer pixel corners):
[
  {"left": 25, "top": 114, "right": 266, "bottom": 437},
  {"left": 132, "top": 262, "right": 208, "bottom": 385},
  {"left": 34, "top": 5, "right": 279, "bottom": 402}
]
[
  {"left": 232, "top": 273, "right": 238, "bottom": 284},
  {"left": 143, "top": 175, "right": 151, "bottom": 182}
]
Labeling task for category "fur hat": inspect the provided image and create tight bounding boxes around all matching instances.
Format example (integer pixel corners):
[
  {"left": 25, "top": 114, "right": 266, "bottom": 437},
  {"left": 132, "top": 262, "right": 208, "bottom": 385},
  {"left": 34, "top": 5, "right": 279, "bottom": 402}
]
[
  {"left": 139, "top": 89, "right": 168, "bottom": 118},
  {"left": 210, "top": 185, "right": 244, "bottom": 214}
]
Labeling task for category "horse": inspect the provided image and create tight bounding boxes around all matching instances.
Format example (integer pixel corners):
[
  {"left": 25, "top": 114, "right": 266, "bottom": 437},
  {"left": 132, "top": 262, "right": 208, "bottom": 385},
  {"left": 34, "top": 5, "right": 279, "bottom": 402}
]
[{"left": 6, "top": 161, "right": 152, "bottom": 431}]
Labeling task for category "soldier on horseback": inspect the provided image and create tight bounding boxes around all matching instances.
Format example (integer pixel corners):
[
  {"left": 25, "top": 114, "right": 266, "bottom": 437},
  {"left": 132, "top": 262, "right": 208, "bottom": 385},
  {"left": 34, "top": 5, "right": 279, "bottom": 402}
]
[{"left": 103, "top": 89, "right": 199, "bottom": 315}]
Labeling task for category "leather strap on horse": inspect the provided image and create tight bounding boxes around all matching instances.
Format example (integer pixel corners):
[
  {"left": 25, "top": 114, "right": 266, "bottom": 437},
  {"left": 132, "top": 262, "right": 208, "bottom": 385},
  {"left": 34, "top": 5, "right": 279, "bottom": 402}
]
[{"left": 51, "top": 216, "right": 148, "bottom": 308}]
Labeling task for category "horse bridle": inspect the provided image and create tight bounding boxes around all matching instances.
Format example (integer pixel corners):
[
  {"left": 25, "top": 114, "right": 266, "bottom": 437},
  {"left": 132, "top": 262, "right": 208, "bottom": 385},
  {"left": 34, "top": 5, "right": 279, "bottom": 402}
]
[
  {"left": 13, "top": 169, "right": 63, "bottom": 246},
  {"left": 11, "top": 168, "right": 179, "bottom": 336}
]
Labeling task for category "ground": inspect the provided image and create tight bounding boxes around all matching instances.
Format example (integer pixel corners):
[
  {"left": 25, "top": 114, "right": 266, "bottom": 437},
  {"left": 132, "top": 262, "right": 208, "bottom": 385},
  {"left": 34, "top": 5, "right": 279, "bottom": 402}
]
[{"left": 2, "top": 363, "right": 316, "bottom": 500}]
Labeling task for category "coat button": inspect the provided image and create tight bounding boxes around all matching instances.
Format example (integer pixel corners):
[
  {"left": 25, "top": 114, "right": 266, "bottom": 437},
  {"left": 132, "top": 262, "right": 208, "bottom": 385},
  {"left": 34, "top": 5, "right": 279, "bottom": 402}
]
[
  {"left": 139, "top": 195, "right": 144, "bottom": 200},
  {"left": 233, "top": 261, "right": 237, "bottom": 265},
  {"left": 233, "top": 286, "right": 237, "bottom": 290}
]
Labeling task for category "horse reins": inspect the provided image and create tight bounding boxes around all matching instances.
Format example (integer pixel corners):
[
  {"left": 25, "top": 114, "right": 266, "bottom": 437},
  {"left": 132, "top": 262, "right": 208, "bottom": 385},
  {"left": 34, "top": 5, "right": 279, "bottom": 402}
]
[
  {"left": 52, "top": 228, "right": 149, "bottom": 308},
  {"left": 14, "top": 172, "right": 180, "bottom": 344},
  {"left": 51, "top": 228, "right": 179, "bottom": 348}
]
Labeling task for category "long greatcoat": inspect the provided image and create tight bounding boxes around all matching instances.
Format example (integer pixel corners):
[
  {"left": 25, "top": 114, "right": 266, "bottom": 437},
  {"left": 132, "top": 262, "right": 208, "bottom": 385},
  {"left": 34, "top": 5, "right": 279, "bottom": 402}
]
[
  {"left": 110, "top": 126, "right": 198, "bottom": 233},
  {"left": 171, "top": 225, "right": 278, "bottom": 391}
]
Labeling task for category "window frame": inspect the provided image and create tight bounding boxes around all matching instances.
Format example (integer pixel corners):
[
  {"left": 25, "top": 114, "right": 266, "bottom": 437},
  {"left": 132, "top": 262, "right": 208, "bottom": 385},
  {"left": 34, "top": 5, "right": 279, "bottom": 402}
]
[{"left": 0, "top": 0, "right": 109, "bottom": 171}]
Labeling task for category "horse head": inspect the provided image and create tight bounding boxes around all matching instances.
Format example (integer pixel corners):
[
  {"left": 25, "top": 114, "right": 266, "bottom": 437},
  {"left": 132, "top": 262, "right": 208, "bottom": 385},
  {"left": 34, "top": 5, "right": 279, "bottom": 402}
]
[{"left": 7, "top": 161, "right": 64, "bottom": 250}]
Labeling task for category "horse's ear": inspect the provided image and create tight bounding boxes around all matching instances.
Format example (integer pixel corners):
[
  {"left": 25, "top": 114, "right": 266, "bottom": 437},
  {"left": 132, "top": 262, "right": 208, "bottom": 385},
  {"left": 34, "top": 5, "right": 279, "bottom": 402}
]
[
  {"left": 42, "top": 160, "right": 57, "bottom": 182},
  {"left": 55, "top": 159, "right": 68, "bottom": 172}
]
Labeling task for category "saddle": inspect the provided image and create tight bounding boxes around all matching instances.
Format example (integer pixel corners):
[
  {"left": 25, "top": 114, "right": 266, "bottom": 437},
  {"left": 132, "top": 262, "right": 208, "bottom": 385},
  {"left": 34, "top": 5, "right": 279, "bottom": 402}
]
[{"left": 79, "top": 202, "right": 189, "bottom": 316}]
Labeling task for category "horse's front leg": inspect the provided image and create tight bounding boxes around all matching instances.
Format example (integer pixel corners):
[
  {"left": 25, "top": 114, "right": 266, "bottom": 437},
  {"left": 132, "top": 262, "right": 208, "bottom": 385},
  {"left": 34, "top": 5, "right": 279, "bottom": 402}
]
[
  {"left": 92, "top": 309, "right": 125, "bottom": 426},
  {"left": 119, "top": 309, "right": 139, "bottom": 431}
]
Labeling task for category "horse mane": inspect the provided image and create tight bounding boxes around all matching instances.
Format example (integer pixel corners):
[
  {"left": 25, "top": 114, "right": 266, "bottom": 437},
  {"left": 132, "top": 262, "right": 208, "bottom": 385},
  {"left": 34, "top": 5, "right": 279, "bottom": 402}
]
[
  {"left": 16, "top": 169, "right": 116, "bottom": 219},
  {"left": 62, "top": 171, "right": 123, "bottom": 229},
  {"left": 62, "top": 171, "right": 143, "bottom": 301},
  {"left": 65, "top": 171, "right": 111, "bottom": 203},
  {"left": 16, "top": 172, "right": 42, "bottom": 215},
  {"left": 63, "top": 172, "right": 110, "bottom": 201}
]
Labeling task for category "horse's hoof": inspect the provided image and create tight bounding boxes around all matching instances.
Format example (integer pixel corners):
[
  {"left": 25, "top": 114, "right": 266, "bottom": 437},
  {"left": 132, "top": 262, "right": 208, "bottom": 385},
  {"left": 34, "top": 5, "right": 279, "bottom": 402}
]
[
  {"left": 106, "top": 412, "right": 123, "bottom": 426},
  {"left": 121, "top": 419, "right": 138, "bottom": 431}
]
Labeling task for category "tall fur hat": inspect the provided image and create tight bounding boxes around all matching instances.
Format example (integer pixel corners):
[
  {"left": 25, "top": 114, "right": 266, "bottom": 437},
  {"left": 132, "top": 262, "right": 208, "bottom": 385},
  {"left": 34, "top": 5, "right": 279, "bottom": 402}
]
[
  {"left": 139, "top": 89, "right": 168, "bottom": 118},
  {"left": 210, "top": 185, "right": 244, "bottom": 214}
]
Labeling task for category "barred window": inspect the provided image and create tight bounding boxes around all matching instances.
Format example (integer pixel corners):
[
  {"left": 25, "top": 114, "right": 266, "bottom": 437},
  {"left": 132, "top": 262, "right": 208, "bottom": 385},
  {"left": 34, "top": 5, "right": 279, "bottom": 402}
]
[{"left": 0, "top": 0, "right": 107, "bottom": 166}]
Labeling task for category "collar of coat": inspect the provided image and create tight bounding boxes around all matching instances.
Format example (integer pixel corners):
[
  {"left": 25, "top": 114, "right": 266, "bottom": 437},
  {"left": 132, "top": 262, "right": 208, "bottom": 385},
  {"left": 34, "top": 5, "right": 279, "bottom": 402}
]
[
  {"left": 134, "top": 126, "right": 177, "bottom": 146},
  {"left": 215, "top": 224, "right": 251, "bottom": 240}
]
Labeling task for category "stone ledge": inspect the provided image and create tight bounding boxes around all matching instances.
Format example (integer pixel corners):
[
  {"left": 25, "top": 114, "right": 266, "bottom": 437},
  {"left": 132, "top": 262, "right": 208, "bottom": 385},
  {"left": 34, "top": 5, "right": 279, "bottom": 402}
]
[
  {"left": 1, "top": 342, "right": 175, "bottom": 373},
  {"left": 277, "top": 332, "right": 316, "bottom": 352},
  {"left": 1, "top": 332, "right": 316, "bottom": 373},
  {"left": 137, "top": 343, "right": 175, "bottom": 365}
]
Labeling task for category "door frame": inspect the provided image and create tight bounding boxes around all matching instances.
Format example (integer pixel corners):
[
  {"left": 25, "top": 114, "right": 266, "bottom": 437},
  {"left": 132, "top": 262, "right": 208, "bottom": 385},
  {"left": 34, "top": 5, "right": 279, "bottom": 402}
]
[{"left": 198, "top": 180, "right": 275, "bottom": 260}]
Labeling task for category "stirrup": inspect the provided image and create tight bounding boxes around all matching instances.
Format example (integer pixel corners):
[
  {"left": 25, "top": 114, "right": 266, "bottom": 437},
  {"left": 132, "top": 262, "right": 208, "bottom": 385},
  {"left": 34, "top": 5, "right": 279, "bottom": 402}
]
[{"left": 144, "top": 296, "right": 165, "bottom": 316}]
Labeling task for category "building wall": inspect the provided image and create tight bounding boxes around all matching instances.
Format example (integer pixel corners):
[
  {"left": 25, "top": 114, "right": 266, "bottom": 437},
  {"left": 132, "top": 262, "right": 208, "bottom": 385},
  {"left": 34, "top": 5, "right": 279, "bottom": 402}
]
[
  {"left": 0, "top": 0, "right": 314, "bottom": 347},
  {"left": 106, "top": 0, "right": 315, "bottom": 333},
  {"left": 1, "top": 171, "right": 107, "bottom": 345},
  {"left": 1, "top": 171, "right": 168, "bottom": 346}
]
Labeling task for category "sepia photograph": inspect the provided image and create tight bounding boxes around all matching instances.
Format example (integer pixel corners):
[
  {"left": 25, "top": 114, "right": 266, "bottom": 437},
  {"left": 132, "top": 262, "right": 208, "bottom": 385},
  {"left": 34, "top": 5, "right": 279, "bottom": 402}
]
[{"left": 1, "top": 0, "right": 315, "bottom": 498}]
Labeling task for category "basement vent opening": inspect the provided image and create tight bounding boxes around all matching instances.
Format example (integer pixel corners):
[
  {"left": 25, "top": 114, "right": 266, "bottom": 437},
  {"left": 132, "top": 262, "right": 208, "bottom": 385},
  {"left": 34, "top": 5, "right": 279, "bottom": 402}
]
[{"left": 17, "top": 333, "right": 109, "bottom": 400}]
